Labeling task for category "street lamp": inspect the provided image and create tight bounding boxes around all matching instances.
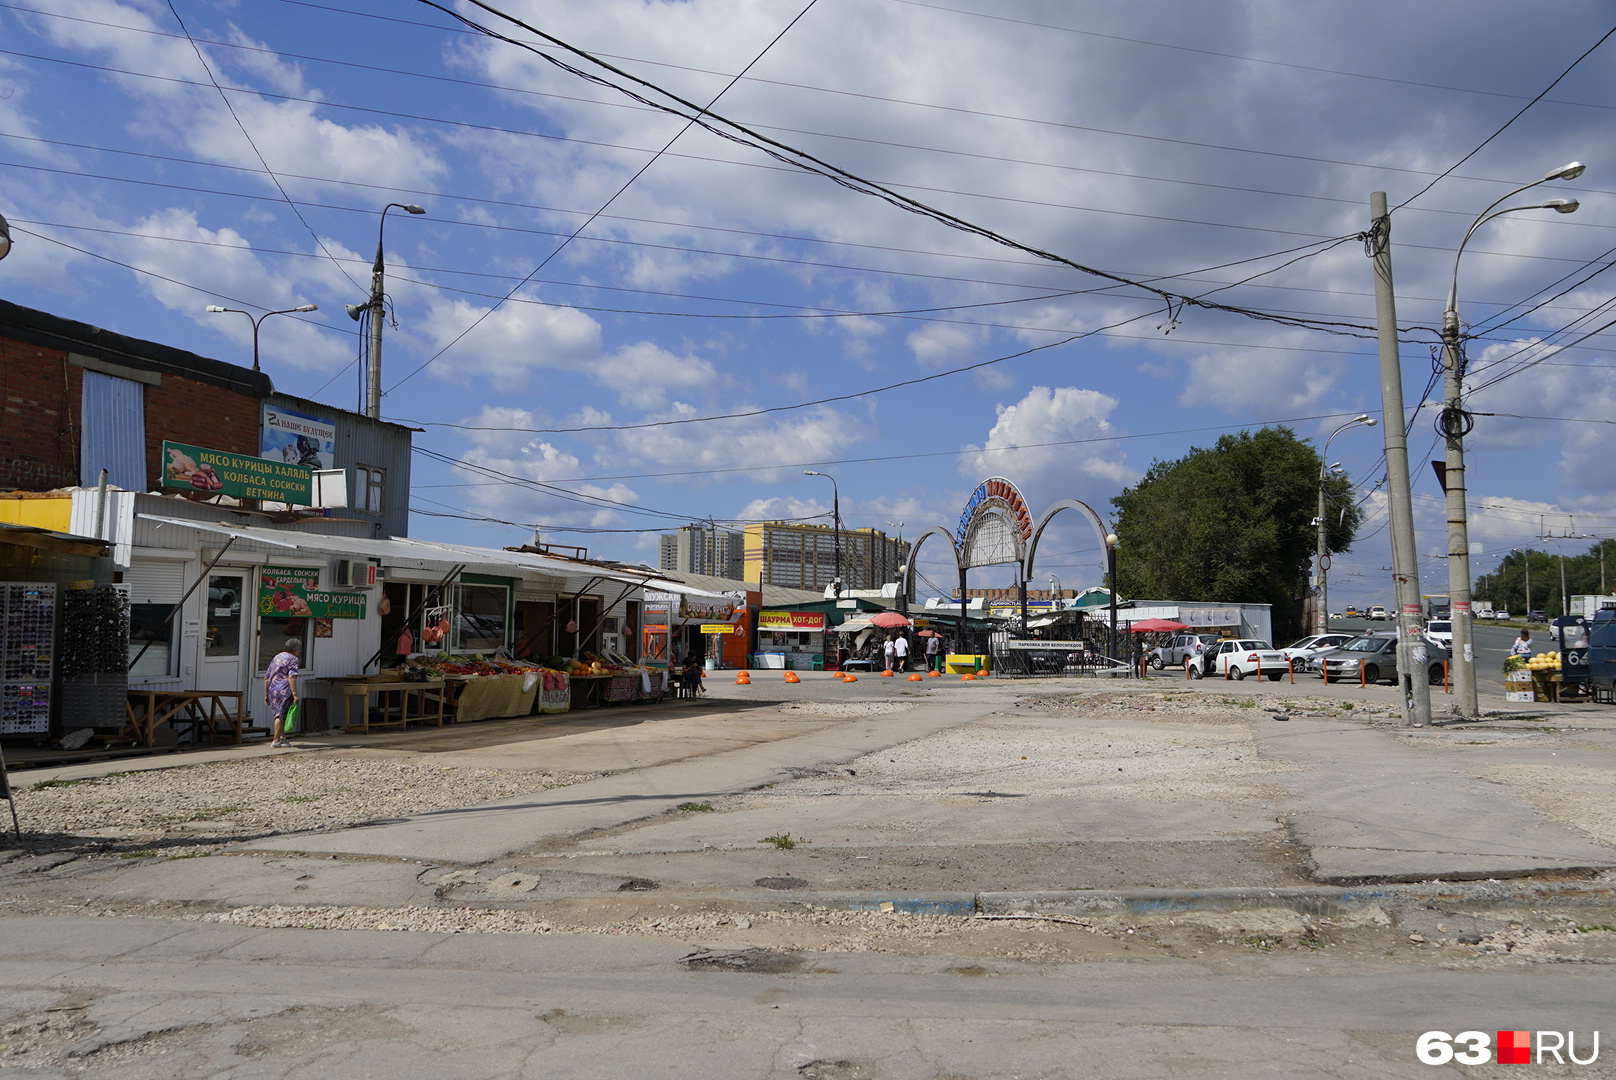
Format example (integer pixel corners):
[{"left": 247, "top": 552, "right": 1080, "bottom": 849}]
[
  {"left": 803, "top": 470, "right": 843, "bottom": 597},
  {"left": 886, "top": 520, "right": 906, "bottom": 611},
  {"left": 1316, "top": 415, "right": 1376, "bottom": 634},
  {"left": 1440, "top": 160, "right": 1583, "bottom": 717},
  {"left": 205, "top": 304, "right": 318, "bottom": 372},
  {"left": 348, "top": 202, "right": 425, "bottom": 419},
  {"left": 0, "top": 212, "right": 12, "bottom": 261}
]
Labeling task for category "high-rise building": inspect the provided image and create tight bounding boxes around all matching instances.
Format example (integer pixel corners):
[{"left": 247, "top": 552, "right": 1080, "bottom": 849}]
[
  {"left": 658, "top": 524, "right": 745, "bottom": 579},
  {"left": 742, "top": 521, "right": 908, "bottom": 593}
]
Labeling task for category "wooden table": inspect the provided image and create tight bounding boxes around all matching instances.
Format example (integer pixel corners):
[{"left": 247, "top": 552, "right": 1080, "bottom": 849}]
[
  {"left": 569, "top": 674, "right": 612, "bottom": 710},
  {"left": 124, "top": 690, "right": 247, "bottom": 748},
  {"left": 445, "top": 674, "right": 538, "bottom": 723},
  {"left": 335, "top": 679, "right": 447, "bottom": 734}
]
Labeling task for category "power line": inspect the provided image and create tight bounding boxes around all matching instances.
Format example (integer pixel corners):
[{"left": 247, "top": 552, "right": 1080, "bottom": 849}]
[
  {"left": 1391, "top": 22, "right": 1616, "bottom": 212},
  {"left": 158, "top": 1, "right": 363, "bottom": 294},
  {"left": 385, "top": 0, "right": 822, "bottom": 394}
]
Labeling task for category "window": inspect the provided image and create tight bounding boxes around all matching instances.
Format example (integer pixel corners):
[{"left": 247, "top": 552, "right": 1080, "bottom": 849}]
[
  {"left": 128, "top": 604, "right": 177, "bottom": 677},
  {"left": 354, "top": 465, "right": 385, "bottom": 514},
  {"left": 453, "top": 583, "right": 508, "bottom": 652},
  {"left": 258, "top": 618, "right": 311, "bottom": 672}
]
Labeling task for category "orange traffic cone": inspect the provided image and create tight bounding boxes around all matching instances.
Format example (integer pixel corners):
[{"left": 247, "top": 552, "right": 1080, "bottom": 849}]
[
  {"left": 961, "top": 673, "right": 976, "bottom": 681},
  {"left": 907, "top": 673, "right": 923, "bottom": 681},
  {"left": 881, "top": 669, "right": 894, "bottom": 677},
  {"left": 735, "top": 672, "right": 751, "bottom": 684},
  {"left": 783, "top": 671, "right": 800, "bottom": 684},
  {"left": 928, "top": 669, "right": 942, "bottom": 677},
  {"left": 843, "top": 674, "right": 858, "bottom": 682}
]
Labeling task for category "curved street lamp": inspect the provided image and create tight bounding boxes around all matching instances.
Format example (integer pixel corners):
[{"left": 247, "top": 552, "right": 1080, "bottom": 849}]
[
  {"left": 1440, "top": 160, "right": 1583, "bottom": 717},
  {"left": 350, "top": 202, "right": 425, "bottom": 418},
  {"left": 205, "top": 303, "right": 318, "bottom": 372},
  {"left": 0, "top": 212, "right": 12, "bottom": 262},
  {"left": 1316, "top": 415, "right": 1376, "bottom": 634},
  {"left": 803, "top": 470, "right": 842, "bottom": 597}
]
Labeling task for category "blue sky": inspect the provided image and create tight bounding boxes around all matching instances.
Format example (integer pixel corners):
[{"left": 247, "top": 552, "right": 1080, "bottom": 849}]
[{"left": 4, "top": 0, "right": 1616, "bottom": 607}]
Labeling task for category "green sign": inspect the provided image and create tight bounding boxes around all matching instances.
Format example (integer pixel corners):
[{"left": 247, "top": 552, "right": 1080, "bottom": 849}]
[
  {"left": 258, "top": 565, "right": 366, "bottom": 620},
  {"left": 161, "top": 441, "right": 313, "bottom": 504}
]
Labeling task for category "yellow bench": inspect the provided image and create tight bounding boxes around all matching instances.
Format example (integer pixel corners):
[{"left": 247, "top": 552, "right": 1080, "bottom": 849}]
[{"left": 944, "top": 654, "right": 989, "bottom": 674}]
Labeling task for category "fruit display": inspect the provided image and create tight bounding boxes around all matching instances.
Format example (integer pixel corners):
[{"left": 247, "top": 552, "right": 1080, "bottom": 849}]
[{"left": 1526, "top": 651, "right": 1563, "bottom": 673}]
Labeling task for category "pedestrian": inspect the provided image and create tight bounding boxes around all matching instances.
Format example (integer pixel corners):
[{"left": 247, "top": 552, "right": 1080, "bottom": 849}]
[
  {"left": 893, "top": 632, "right": 910, "bottom": 672},
  {"left": 1511, "top": 629, "right": 1533, "bottom": 658},
  {"left": 925, "top": 632, "right": 941, "bottom": 672},
  {"left": 882, "top": 634, "right": 897, "bottom": 672},
  {"left": 264, "top": 638, "right": 301, "bottom": 748}
]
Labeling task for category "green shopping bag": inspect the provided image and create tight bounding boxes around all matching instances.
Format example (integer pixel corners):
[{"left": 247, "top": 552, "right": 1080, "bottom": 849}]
[{"left": 282, "top": 701, "right": 300, "bottom": 735}]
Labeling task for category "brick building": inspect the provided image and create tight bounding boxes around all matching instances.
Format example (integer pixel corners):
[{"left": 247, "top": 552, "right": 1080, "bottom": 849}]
[{"left": 1, "top": 299, "right": 268, "bottom": 495}]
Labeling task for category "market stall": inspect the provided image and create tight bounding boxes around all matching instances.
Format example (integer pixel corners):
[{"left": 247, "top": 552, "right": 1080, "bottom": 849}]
[{"left": 755, "top": 610, "right": 827, "bottom": 670}]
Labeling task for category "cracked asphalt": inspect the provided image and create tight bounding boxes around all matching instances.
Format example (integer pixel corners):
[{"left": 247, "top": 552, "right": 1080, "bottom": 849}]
[{"left": 4, "top": 674, "right": 1616, "bottom": 1077}]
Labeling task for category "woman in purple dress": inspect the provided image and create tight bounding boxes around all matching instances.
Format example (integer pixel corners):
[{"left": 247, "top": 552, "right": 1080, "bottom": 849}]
[{"left": 264, "top": 638, "right": 301, "bottom": 747}]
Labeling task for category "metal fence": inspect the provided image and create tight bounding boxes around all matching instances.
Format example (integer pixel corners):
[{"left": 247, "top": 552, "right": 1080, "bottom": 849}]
[{"left": 989, "top": 628, "right": 1140, "bottom": 678}]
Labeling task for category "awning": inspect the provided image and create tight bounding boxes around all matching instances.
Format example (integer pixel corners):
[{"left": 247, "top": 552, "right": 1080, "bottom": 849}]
[
  {"left": 134, "top": 515, "right": 689, "bottom": 589},
  {"left": 835, "top": 616, "right": 876, "bottom": 634}
]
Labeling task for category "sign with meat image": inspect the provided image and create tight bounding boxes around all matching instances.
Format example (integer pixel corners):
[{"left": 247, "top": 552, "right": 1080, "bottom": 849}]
[
  {"left": 161, "top": 440, "right": 314, "bottom": 504},
  {"left": 257, "top": 566, "right": 366, "bottom": 620}
]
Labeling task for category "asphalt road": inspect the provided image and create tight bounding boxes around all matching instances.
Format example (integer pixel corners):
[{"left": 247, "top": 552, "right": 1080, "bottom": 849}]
[{"left": 1325, "top": 617, "right": 1525, "bottom": 691}]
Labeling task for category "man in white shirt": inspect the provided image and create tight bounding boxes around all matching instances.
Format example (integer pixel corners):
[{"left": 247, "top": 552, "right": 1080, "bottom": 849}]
[{"left": 893, "top": 633, "right": 910, "bottom": 672}]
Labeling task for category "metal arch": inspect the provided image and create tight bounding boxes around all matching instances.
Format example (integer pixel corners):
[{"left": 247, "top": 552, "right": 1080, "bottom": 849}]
[
  {"left": 903, "top": 525, "right": 962, "bottom": 598},
  {"left": 1023, "top": 499, "right": 1111, "bottom": 581}
]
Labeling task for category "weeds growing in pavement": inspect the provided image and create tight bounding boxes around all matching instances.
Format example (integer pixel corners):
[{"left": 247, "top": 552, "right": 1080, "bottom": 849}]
[
  {"left": 677, "top": 802, "right": 715, "bottom": 813},
  {"left": 29, "top": 778, "right": 88, "bottom": 791},
  {"left": 759, "top": 833, "right": 806, "bottom": 849}
]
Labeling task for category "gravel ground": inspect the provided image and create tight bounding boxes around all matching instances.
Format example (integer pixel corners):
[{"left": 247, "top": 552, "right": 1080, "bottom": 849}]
[
  {"left": 10, "top": 757, "right": 597, "bottom": 854},
  {"left": 1016, "top": 688, "right": 1406, "bottom": 724}
]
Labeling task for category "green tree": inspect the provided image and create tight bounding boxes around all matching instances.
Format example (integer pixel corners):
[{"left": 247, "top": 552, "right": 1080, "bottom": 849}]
[
  {"left": 1110, "top": 426, "right": 1363, "bottom": 641},
  {"left": 1475, "top": 539, "right": 1616, "bottom": 618}
]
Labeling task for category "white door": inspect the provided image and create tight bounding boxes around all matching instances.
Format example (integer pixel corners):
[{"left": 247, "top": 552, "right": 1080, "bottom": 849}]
[{"left": 197, "top": 572, "right": 249, "bottom": 698}]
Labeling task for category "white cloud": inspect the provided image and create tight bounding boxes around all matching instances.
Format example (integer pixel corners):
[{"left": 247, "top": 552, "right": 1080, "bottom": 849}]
[
  {"left": 593, "top": 342, "right": 720, "bottom": 409},
  {"left": 453, "top": 406, "right": 643, "bottom": 530},
  {"left": 422, "top": 297, "right": 602, "bottom": 385},
  {"left": 958, "top": 385, "right": 1133, "bottom": 506}
]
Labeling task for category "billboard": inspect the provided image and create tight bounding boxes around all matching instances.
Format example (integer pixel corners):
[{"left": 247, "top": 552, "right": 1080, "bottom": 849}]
[{"left": 262, "top": 405, "right": 336, "bottom": 471}]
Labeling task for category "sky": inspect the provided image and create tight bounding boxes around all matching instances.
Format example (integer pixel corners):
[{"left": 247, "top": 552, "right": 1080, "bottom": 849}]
[{"left": 4, "top": 0, "right": 1616, "bottom": 609}]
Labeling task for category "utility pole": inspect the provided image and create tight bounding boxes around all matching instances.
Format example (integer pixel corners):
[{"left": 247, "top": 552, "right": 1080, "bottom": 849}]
[{"left": 1369, "top": 192, "right": 1432, "bottom": 728}]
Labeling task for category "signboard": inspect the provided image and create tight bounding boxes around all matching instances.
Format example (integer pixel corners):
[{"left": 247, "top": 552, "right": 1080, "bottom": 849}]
[
  {"left": 162, "top": 441, "right": 313, "bottom": 504},
  {"left": 261, "top": 405, "right": 336, "bottom": 471},
  {"left": 700, "top": 623, "right": 737, "bottom": 635},
  {"left": 758, "top": 611, "right": 826, "bottom": 631},
  {"left": 258, "top": 565, "right": 366, "bottom": 620},
  {"left": 1006, "top": 639, "right": 1085, "bottom": 650},
  {"left": 680, "top": 593, "right": 741, "bottom": 620}
]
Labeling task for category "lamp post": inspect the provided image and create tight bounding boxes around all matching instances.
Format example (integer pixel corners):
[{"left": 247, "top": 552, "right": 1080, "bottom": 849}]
[
  {"left": 205, "top": 304, "right": 318, "bottom": 372},
  {"left": 0, "top": 212, "right": 12, "bottom": 261},
  {"left": 803, "top": 470, "right": 843, "bottom": 597},
  {"left": 1105, "top": 533, "right": 1119, "bottom": 666},
  {"left": 886, "top": 520, "right": 905, "bottom": 612},
  {"left": 1540, "top": 537, "right": 1570, "bottom": 618},
  {"left": 1317, "top": 415, "right": 1376, "bottom": 635},
  {"left": 1441, "top": 161, "right": 1583, "bottom": 717},
  {"left": 348, "top": 202, "right": 425, "bottom": 419}
]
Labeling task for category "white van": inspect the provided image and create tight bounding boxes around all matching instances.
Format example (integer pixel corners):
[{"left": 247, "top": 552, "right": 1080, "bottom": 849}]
[{"left": 1367, "top": 605, "right": 1388, "bottom": 620}]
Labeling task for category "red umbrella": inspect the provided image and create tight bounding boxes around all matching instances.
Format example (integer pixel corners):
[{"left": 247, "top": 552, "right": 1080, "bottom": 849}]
[
  {"left": 870, "top": 612, "right": 913, "bottom": 628},
  {"left": 1129, "top": 618, "right": 1189, "bottom": 633},
  {"left": 915, "top": 628, "right": 941, "bottom": 637}
]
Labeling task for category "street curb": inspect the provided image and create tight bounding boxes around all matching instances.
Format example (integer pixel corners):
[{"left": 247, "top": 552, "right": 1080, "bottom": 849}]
[{"left": 976, "top": 880, "right": 1616, "bottom": 918}]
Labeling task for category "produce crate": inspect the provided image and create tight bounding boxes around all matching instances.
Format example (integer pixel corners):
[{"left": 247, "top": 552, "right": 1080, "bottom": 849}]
[{"left": 537, "top": 673, "right": 570, "bottom": 714}]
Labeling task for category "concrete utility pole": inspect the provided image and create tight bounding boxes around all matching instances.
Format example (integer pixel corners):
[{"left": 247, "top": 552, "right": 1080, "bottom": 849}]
[
  {"left": 353, "top": 202, "right": 424, "bottom": 419},
  {"left": 1368, "top": 192, "right": 1432, "bottom": 728},
  {"left": 1440, "top": 161, "right": 1583, "bottom": 716}
]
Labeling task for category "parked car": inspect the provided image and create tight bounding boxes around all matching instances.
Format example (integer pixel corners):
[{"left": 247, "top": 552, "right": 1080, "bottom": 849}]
[
  {"left": 1150, "top": 632, "right": 1221, "bottom": 670},
  {"left": 1528, "top": 610, "right": 1547, "bottom": 623},
  {"left": 1281, "top": 633, "right": 1353, "bottom": 672},
  {"left": 1189, "top": 638, "right": 1289, "bottom": 680},
  {"left": 1425, "top": 619, "right": 1452, "bottom": 649},
  {"left": 1493, "top": 610, "right": 1510, "bottom": 620},
  {"left": 1367, "top": 605, "right": 1388, "bottom": 621},
  {"left": 1317, "top": 635, "right": 1450, "bottom": 685}
]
